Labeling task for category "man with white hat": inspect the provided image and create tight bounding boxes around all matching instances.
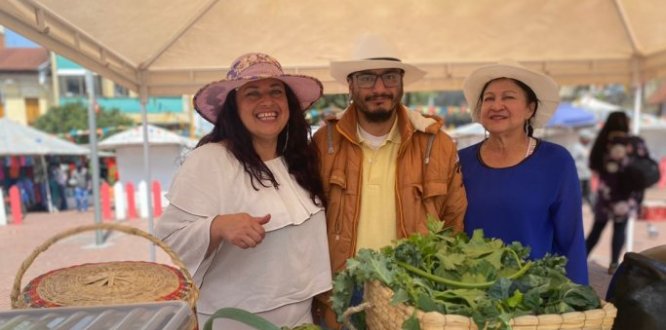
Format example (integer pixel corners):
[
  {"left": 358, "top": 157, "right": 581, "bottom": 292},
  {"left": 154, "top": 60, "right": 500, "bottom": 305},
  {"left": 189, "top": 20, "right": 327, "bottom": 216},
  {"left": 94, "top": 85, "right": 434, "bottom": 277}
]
[{"left": 311, "top": 34, "right": 467, "bottom": 326}]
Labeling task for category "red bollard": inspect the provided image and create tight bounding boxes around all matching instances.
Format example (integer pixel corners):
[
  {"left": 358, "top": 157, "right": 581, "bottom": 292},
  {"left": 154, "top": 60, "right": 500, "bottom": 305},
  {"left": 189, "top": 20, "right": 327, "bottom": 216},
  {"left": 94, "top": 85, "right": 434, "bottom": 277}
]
[
  {"left": 9, "top": 186, "right": 22, "bottom": 225},
  {"left": 101, "top": 182, "right": 112, "bottom": 221},
  {"left": 152, "top": 181, "right": 162, "bottom": 218},
  {"left": 125, "top": 182, "right": 137, "bottom": 220}
]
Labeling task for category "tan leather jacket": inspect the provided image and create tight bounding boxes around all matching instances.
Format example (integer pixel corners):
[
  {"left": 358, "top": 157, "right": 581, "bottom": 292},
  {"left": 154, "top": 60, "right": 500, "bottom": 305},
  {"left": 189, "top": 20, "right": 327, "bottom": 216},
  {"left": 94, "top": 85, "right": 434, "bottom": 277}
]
[{"left": 311, "top": 104, "right": 467, "bottom": 327}]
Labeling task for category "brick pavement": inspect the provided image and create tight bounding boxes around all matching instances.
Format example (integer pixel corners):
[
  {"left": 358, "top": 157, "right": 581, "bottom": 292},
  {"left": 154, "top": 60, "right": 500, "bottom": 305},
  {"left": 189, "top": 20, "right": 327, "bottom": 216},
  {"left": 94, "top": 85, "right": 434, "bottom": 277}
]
[
  {"left": 0, "top": 188, "right": 664, "bottom": 311},
  {"left": 584, "top": 187, "right": 666, "bottom": 298}
]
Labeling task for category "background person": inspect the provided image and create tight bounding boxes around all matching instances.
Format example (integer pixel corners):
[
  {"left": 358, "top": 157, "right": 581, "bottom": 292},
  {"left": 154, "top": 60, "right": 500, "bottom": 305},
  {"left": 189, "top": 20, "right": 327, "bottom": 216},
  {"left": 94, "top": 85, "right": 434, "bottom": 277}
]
[
  {"left": 312, "top": 34, "right": 467, "bottom": 327},
  {"left": 70, "top": 165, "right": 90, "bottom": 212},
  {"left": 572, "top": 129, "right": 594, "bottom": 207},
  {"left": 155, "top": 53, "right": 331, "bottom": 329},
  {"left": 52, "top": 164, "right": 68, "bottom": 211},
  {"left": 585, "top": 111, "right": 652, "bottom": 274},
  {"left": 458, "top": 61, "right": 589, "bottom": 285}
]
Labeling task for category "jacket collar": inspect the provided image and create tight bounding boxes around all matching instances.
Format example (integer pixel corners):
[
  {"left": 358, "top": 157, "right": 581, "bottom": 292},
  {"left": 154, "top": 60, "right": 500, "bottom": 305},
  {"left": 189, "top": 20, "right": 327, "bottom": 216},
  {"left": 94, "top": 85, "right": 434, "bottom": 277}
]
[{"left": 332, "top": 103, "right": 443, "bottom": 144}]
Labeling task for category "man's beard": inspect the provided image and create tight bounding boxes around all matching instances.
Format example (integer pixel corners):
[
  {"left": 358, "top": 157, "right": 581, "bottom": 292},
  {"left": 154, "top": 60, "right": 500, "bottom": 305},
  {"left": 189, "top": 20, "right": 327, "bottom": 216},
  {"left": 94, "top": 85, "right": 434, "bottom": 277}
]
[
  {"left": 354, "top": 91, "right": 402, "bottom": 123},
  {"left": 359, "top": 106, "right": 393, "bottom": 123}
]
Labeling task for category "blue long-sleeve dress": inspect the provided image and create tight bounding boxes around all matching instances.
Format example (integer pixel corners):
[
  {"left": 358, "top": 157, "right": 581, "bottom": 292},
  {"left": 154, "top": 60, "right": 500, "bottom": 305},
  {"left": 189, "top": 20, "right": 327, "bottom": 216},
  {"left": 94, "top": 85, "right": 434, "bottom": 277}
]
[{"left": 459, "top": 140, "right": 589, "bottom": 284}]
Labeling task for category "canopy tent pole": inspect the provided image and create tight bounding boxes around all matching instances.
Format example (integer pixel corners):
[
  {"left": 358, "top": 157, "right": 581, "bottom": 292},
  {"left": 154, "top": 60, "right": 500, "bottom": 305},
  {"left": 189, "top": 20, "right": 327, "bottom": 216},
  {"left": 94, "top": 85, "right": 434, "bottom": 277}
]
[
  {"left": 39, "top": 155, "right": 54, "bottom": 213},
  {"left": 625, "top": 58, "right": 644, "bottom": 253},
  {"left": 139, "top": 72, "right": 156, "bottom": 262},
  {"left": 86, "top": 70, "right": 103, "bottom": 246}
]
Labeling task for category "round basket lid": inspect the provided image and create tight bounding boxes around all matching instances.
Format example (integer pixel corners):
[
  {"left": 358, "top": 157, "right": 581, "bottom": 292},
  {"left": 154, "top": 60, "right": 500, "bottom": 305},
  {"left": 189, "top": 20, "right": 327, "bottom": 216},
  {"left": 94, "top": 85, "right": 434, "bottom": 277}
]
[{"left": 22, "top": 261, "right": 193, "bottom": 308}]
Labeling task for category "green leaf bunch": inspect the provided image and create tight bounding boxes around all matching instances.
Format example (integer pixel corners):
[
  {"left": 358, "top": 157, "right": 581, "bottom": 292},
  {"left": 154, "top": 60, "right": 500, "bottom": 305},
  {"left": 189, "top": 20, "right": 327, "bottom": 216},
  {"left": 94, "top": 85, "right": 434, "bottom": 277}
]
[{"left": 331, "top": 217, "right": 601, "bottom": 330}]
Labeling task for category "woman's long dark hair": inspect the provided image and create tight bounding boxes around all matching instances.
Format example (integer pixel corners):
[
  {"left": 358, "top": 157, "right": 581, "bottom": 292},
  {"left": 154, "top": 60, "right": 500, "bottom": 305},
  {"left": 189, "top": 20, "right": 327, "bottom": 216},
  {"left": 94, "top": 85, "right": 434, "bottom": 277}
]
[
  {"left": 197, "top": 84, "right": 325, "bottom": 207},
  {"left": 589, "top": 111, "right": 629, "bottom": 172},
  {"left": 475, "top": 78, "right": 540, "bottom": 137}
]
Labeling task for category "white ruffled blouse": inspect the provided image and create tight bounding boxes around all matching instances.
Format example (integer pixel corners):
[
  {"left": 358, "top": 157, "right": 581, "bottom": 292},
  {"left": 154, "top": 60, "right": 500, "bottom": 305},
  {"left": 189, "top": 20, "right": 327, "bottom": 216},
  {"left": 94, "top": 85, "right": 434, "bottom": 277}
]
[{"left": 155, "top": 143, "right": 332, "bottom": 318}]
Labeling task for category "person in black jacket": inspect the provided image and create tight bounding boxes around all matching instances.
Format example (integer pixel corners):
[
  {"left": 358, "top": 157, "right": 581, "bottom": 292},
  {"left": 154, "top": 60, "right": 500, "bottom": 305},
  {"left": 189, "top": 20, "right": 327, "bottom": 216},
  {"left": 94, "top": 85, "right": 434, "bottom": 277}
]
[{"left": 585, "top": 111, "right": 651, "bottom": 274}]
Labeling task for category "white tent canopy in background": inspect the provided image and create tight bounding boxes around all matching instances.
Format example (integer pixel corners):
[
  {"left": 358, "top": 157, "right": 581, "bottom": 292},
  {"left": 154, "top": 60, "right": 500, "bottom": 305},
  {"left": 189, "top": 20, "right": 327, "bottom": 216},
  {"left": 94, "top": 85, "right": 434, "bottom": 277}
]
[
  {"left": 0, "top": 118, "right": 88, "bottom": 156},
  {"left": 99, "top": 125, "right": 196, "bottom": 189},
  {"left": 1, "top": 0, "right": 665, "bottom": 96},
  {"left": 98, "top": 124, "right": 196, "bottom": 149}
]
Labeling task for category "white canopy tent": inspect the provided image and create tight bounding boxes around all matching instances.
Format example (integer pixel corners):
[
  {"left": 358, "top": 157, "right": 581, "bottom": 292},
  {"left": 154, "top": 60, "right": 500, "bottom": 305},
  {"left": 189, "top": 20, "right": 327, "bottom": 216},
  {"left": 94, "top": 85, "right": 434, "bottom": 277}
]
[
  {"left": 0, "top": 118, "right": 88, "bottom": 156},
  {"left": 0, "top": 0, "right": 665, "bottom": 95},
  {"left": 99, "top": 125, "right": 196, "bottom": 189},
  {"left": 2, "top": 0, "right": 666, "bottom": 94},
  {"left": 2, "top": 0, "right": 665, "bottom": 253}
]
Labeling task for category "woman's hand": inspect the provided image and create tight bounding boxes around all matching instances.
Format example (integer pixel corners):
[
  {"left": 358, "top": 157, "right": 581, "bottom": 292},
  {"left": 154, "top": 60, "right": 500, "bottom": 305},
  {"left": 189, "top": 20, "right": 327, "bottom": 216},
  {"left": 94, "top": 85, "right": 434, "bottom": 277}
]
[{"left": 212, "top": 213, "right": 271, "bottom": 249}]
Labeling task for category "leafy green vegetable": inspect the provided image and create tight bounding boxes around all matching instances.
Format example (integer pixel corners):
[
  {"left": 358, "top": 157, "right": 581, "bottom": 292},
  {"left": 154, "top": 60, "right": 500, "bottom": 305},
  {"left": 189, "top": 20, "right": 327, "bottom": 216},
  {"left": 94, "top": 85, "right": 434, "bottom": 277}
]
[{"left": 332, "top": 217, "right": 601, "bottom": 330}]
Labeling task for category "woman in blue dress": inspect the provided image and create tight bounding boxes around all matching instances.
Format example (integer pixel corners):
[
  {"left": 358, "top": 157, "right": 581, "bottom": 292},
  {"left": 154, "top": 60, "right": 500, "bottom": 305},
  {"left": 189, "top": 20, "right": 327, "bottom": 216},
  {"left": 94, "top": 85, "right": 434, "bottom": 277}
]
[{"left": 458, "top": 61, "right": 588, "bottom": 284}]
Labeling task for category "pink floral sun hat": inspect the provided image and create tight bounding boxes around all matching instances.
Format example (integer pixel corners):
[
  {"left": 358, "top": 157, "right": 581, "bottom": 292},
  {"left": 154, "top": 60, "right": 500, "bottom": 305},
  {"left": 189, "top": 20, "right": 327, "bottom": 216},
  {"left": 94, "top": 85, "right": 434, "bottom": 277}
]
[{"left": 193, "top": 53, "right": 323, "bottom": 124}]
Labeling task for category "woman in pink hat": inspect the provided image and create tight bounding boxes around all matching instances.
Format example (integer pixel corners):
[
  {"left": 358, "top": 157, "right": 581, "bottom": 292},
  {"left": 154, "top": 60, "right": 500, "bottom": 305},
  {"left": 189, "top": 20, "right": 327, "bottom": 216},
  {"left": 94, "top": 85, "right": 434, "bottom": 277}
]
[{"left": 156, "top": 53, "right": 331, "bottom": 329}]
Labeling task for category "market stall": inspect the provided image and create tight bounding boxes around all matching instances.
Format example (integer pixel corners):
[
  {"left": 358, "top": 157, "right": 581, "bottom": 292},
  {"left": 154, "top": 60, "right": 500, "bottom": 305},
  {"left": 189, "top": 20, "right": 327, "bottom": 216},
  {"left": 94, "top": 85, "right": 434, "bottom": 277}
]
[{"left": 0, "top": 118, "right": 88, "bottom": 216}]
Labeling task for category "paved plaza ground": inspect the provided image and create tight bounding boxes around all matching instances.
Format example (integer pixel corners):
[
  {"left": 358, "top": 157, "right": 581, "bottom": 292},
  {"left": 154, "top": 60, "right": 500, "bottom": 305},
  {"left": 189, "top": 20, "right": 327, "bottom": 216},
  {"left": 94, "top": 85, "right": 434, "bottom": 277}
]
[{"left": 0, "top": 188, "right": 664, "bottom": 311}]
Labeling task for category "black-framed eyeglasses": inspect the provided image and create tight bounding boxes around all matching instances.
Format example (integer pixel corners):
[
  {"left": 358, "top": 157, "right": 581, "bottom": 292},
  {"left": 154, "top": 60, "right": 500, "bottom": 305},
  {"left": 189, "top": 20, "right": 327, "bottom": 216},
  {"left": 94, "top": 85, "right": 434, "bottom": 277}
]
[{"left": 352, "top": 71, "right": 403, "bottom": 88}]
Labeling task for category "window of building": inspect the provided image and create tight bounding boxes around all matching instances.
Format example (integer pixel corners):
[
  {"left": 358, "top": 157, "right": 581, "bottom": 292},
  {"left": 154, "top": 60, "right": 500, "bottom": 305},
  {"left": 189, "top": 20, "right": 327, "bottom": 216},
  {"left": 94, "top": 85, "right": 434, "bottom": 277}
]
[
  {"left": 59, "top": 76, "right": 103, "bottom": 97},
  {"left": 114, "top": 84, "right": 129, "bottom": 97}
]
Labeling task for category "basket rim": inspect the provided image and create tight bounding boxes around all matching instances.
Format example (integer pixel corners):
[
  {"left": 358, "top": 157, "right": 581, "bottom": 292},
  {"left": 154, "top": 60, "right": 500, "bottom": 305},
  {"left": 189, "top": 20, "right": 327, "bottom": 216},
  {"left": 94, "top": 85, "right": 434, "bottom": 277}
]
[
  {"left": 10, "top": 223, "right": 199, "bottom": 309},
  {"left": 364, "top": 280, "right": 617, "bottom": 327}
]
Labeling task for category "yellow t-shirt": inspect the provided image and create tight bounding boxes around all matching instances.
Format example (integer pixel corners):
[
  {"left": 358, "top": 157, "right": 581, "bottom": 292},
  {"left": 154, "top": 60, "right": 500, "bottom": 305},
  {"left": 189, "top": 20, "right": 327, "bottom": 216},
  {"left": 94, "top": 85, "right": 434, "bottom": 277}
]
[{"left": 355, "top": 120, "right": 400, "bottom": 252}]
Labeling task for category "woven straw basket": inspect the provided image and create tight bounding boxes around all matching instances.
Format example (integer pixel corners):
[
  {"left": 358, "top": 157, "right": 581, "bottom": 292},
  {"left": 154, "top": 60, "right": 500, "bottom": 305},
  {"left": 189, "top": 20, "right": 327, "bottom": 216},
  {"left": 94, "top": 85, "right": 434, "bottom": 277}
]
[
  {"left": 10, "top": 223, "right": 199, "bottom": 311},
  {"left": 358, "top": 280, "right": 617, "bottom": 330}
]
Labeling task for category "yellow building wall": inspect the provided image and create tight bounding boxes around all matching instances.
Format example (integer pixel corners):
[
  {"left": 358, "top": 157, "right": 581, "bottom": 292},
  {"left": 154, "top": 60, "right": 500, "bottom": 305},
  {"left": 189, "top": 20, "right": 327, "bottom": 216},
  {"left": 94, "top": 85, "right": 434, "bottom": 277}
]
[
  {"left": 101, "top": 78, "right": 115, "bottom": 98},
  {"left": 127, "top": 112, "right": 190, "bottom": 124},
  {"left": 3, "top": 96, "right": 50, "bottom": 124},
  {"left": 5, "top": 98, "right": 27, "bottom": 124}
]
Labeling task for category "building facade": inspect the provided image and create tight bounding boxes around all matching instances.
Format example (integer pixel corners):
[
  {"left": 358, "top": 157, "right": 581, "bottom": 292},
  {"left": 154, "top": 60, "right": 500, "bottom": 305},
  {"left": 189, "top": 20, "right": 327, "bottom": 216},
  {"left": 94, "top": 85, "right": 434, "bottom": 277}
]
[{"left": 0, "top": 28, "right": 52, "bottom": 125}]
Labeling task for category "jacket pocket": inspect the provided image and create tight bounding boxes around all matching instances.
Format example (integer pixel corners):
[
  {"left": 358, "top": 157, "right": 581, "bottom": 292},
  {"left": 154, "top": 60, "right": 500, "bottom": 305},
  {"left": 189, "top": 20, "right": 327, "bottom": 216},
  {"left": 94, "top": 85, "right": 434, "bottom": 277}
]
[
  {"left": 406, "top": 182, "right": 449, "bottom": 233},
  {"left": 423, "top": 181, "right": 447, "bottom": 199},
  {"left": 326, "top": 168, "right": 347, "bottom": 238},
  {"left": 329, "top": 168, "right": 347, "bottom": 189},
  {"left": 412, "top": 182, "right": 447, "bottom": 200}
]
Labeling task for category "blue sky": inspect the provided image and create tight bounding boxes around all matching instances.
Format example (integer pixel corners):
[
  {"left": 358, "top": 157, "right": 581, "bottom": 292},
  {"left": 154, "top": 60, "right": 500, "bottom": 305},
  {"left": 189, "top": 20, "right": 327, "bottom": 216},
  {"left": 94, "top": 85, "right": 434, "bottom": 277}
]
[{"left": 4, "top": 28, "right": 39, "bottom": 48}]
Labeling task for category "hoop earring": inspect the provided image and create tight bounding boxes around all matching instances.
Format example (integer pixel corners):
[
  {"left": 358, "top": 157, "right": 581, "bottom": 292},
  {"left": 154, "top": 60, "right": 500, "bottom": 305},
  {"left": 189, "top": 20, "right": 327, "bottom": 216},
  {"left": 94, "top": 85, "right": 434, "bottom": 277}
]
[{"left": 524, "top": 120, "right": 534, "bottom": 137}]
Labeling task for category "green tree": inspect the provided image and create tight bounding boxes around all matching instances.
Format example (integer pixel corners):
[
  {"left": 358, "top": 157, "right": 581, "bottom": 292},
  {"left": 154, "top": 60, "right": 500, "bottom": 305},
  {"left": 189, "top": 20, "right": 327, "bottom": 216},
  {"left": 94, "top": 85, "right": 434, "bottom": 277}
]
[
  {"left": 33, "top": 102, "right": 134, "bottom": 144},
  {"left": 312, "top": 94, "right": 348, "bottom": 110}
]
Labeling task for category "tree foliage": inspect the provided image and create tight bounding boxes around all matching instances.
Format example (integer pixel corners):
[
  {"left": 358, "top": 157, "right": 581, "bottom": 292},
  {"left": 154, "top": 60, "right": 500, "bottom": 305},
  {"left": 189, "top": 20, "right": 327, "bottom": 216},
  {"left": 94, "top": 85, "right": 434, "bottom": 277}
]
[
  {"left": 312, "top": 94, "right": 348, "bottom": 110},
  {"left": 33, "top": 102, "right": 134, "bottom": 143}
]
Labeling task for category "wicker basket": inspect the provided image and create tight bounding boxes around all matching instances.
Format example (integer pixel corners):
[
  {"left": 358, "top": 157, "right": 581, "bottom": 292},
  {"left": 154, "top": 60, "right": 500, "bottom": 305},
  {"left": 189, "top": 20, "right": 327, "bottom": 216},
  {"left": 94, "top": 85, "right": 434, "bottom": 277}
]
[
  {"left": 10, "top": 223, "right": 199, "bottom": 311},
  {"left": 360, "top": 280, "right": 617, "bottom": 330}
]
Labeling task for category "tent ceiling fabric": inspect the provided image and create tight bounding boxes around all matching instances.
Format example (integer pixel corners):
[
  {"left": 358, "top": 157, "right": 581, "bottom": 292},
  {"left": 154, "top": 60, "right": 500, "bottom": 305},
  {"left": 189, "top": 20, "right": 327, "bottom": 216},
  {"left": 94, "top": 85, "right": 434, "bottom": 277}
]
[{"left": 1, "top": 0, "right": 665, "bottom": 96}]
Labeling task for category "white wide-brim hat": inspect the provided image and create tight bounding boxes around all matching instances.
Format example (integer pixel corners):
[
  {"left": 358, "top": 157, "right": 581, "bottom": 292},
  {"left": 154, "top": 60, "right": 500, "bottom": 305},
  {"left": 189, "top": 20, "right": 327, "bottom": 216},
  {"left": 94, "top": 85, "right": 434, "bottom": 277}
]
[
  {"left": 463, "top": 61, "right": 560, "bottom": 128},
  {"left": 330, "top": 33, "right": 426, "bottom": 85},
  {"left": 193, "top": 53, "right": 323, "bottom": 124}
]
